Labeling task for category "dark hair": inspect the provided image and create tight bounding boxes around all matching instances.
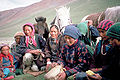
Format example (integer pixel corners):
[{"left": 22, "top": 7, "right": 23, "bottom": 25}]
[
  {"left": 23, "top": 25, "right": 33, "bottom": 31},
  {"left": 50, "top": 25, "right": 59, "bottom": 31},
  {"left": 0, "top": 68, "right": 3, "bottom": 72}
]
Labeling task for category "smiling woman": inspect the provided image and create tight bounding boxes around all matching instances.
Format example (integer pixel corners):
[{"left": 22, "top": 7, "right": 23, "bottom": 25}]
[{"left": 0, "top": 0, "right": 42, "bottom": 11}]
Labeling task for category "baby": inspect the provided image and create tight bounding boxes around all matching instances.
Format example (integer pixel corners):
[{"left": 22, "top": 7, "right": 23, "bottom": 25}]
[{"left": 0, "top": 68, "right": 10, "bottom": 80}]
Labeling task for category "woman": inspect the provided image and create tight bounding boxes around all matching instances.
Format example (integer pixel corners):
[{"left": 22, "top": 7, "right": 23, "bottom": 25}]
[
  {"left": 88, "top": 22, "right": 120, "bottom": 80},
  {"left": 18, "top": 23, "right": 47, "bottom": 72},
  {"left": 53, "top": 25, "right": 92, "bottom": 80},
  {"left": 75, "top": 20, "right": 114, "bottom": 80},
  {"left": 77, "top": 20, "right": 95, "bottom": 56},
  {"left": 78, "top": 20, "right": 99, "bottom": 51},
  {"left": 44, "top": 25, "right": 62, "bottom": 71},
  {"left": 91, "top": 20, "right": 114, "bottom": 72}
]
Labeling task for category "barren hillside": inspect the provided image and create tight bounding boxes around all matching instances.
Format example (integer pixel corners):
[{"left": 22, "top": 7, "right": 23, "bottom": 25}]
[
  {"left": 0, "top": 0, "right": 119, "bottom": 37},
  {"left": 0, "top": 0, "right": 75, "bottom": 27}
]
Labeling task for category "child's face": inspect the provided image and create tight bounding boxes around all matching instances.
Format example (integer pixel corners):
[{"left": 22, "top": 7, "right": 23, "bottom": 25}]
[
  {"left": 98, "top": 29, "right": 108, "bottom": 40},
  {"left": 15, "top": 36, "right": 21, "bottom": 44},
  {"left": 1, "top": 46, "right": 10, "bottom": 56},
  {"left": 64, "top": 35, "right": 76, "bottom": 46}
]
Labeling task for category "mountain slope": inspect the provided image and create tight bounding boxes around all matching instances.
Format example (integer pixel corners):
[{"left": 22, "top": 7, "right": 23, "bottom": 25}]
[
  {"left": 0, "top": 0, "right": 120, "bottom": 37},
  {"left": 0, "top": 0, "right": 74, "bottom": 27}
]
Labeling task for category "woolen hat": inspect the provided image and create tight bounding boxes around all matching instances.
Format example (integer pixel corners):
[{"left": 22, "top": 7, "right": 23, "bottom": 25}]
[
  {"left": 63, "top": 25, "right": 81, "bottom": 39},
  {"left": 106, "top": 22, "right": 120, "bottom": 40},
  {"left": 97, "top": 20, "right": 114, "bottom": 31}
]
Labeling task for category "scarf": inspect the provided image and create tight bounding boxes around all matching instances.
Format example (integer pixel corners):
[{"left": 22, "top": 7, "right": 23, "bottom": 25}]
[
  {"left": 0, "top": 53, "right": 14, "bottom": 67},
  {"left": 63, "top": 25, "right": 81, "bottom": 39},
  {"left": 77, "top": 21, "right": 88, "bottom": 36}
]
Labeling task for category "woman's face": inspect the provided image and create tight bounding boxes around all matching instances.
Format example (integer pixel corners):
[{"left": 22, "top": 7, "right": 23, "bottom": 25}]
[
  {"left": 110, "top": 38, "right": 120, "bottom": 47},
  {"left": 1, "top": 46, "right": 10, "bottom": 56},
  {"left": 50, "top": 26, "right": 59, "bottom": 38},
  {"left": 64, "top": 35, "right": 76, "bottom": 46},
  {"left": 24, "top": 26, "right": 33, "bottom": 36},
  {"left": 98, "top": 29, "right": 108, "bottom": 40}
]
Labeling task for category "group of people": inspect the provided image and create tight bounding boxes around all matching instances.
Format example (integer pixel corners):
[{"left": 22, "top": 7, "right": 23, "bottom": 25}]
[{"left": 0, "top": 19, "right": 120, "bottom": 80}]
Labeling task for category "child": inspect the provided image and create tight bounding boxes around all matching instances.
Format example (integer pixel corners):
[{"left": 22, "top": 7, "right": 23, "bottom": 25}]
[
  {"left": 0, "top": 68, "right": 15, "bottom": 80},
  {"left": 11, "top": 32, "right": 24, "bottom": 58},
  {"left": 0, "top": 44, "right": 17, "bottom": 71},
  {"left": 0, "top": 44, "right": 17, "bottom": 80},
  {"left": 11, "top": 32, "right": 24, "bottom": 68},
  {"left": 77, "top": 20, "right": 100, "bottom": 51}
]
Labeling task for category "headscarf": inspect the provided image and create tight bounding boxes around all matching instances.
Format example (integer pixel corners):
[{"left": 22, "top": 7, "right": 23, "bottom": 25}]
[
  {"left": 77, "top": 21, "right": 88, "bottom": 36},
  {"left": 97, "top": 20, "right": 114, "bottom": 31},
  {"left": 23, "top": 23, "right": 37, "bottom": 47},
  {"left": 63, "top": 25, "right": 81, "bottom": 39},
  {"left": 0, "top": 53, "right": 14, "bottom": 67},
  {"left": 106, "top": 22, "right": 120, "bottom": 40}
]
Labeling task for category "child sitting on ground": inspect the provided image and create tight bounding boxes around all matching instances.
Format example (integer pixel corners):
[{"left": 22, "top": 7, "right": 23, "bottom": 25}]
[
  {"left": 0, "top": 68, "right": 14, "bottom": 80},
  {"left": 0, "top": 43, "right": 17, "bottom": 79}
]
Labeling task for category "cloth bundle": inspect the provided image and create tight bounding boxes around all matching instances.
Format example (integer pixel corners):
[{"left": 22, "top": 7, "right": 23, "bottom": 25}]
[{"left": 44, "top": 65, "right": 64, "bottom": 80}]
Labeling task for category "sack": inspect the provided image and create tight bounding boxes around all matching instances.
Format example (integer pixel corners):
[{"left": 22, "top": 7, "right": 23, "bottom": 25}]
[{"left": 44, "top": 65, "right": 64, "bottom": 80}]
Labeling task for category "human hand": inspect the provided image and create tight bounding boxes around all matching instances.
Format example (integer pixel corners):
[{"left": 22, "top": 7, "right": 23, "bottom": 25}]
[
  {"left": 51, "top": 62, "right": 58, "bottom": 68},
  {"left": 47, "top": 58, "right": 50, "bottom": 62},
  {"left": 87, "top": 73, "right": 102, "bottom": 80},
  {"left": 29, "top": 50, "right": 38, "bottom": 54},
  {"left": 30, "top": 49, "right": 42, "bottom": 53},
  {"left": 29, "top": 50, "right": 45, "bottom": 57},
  {"left": 15, "top": 56, "right": 20, "bottom": 61},
  {"left": 57, "top": 71, "right": 66, "bottom": 80},
  {"left": 45, "top": 64, "right": 51, "bottom": 72},
  {"left": 37, "top": 49, "right": 45, "bottom": 57},
  {"left": 0, "top": 71, "right": 4, "bottom": 78},
  {"left": 46, "top": 58, "right": 51, "bottom": 72},
  {"left": 10, "top": 65, "right": 15, "bottom": 72},
  {"left": 87, "top": 20, "right": 93, "bottom": 26},
  {"left": 1, "top": 78, "right": 4, "bottom": 80},
  {"left": 73, "top": 72, "right": 79, "bottom": 79},
  {"left": 91, "top": 68, "right": 102, "bottom": 72}
]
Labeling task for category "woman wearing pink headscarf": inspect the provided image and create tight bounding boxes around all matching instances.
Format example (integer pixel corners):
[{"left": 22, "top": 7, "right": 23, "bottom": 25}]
[{"left": 17, "top": 23, "right": 50, "bottom": 73}]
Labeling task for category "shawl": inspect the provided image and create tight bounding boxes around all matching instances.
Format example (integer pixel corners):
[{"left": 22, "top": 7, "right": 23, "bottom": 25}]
[{"left": 0, "top": 53, "right": 14, "bottom": 68}]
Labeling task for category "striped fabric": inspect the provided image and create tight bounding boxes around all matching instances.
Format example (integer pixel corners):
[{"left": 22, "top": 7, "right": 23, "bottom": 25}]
[{"left": 97, "top": 20, "right": 114, "bottom": 31}]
